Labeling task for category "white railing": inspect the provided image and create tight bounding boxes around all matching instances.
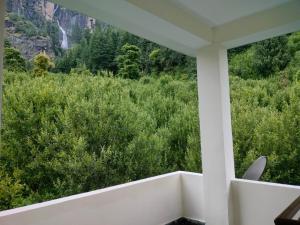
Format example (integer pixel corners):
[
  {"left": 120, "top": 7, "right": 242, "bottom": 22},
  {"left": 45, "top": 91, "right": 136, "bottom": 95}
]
[
  {"left": 231, "top": 178, "right": 300, "bottom": 225},
  {"left": 0, "top": 171, "right": 299, "bottom": 225},
  {"left": 0, "top": 172, "right": 204, "bottom": 225}
]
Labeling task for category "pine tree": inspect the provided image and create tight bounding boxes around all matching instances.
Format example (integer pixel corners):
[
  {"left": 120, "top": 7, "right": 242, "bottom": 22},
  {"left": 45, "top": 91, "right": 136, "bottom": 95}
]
[
  {"left": 88, "top": 28, "right": 114, "bottom": 73},
  {"left": 117, "top": 43, "right": 141, "bottom": 79}
]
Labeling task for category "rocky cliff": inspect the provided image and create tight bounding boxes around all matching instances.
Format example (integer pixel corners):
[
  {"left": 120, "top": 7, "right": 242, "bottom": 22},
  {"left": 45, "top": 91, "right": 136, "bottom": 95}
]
[
  {"left": 6, "top": 0, "right": 95, "bottom": 34},
  {"left": 5, "top": 0, "right": 95, "bottom": 59}
]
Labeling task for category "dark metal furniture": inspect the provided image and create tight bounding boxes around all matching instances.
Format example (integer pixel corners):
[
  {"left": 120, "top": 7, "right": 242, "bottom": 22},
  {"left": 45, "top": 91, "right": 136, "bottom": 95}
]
[{"left": 274, "top": 196, "right": 300, "bottom": 225}]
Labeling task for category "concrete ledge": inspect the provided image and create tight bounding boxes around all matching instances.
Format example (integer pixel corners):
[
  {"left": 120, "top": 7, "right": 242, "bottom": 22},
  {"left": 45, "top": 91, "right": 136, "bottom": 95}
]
[{"left": 0, "top": 171, "right": 204, "bottom": 225}]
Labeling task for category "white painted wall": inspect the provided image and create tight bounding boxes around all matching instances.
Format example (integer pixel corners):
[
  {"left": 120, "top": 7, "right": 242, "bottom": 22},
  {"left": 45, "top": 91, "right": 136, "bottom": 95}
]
[
  {"left": 231, "top": 179, "right": 300, "bottom": 225},
  {"left": 181, "top": 172, "right": 205, "bottom": 222},
  {"left": 0, "top": 172, "right": 183, "bottom": 225}
]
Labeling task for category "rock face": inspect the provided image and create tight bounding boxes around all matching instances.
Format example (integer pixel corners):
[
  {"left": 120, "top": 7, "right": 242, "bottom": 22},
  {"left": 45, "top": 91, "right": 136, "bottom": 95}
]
[
  {"left": 6, "top": 28, "right": 54, "bottom": 60},
  {"left": 5, "top": 0, "right": 95, "bottom": 59},
  {"left": 6, "top": 0, "right": 95, "bottom": 37}
]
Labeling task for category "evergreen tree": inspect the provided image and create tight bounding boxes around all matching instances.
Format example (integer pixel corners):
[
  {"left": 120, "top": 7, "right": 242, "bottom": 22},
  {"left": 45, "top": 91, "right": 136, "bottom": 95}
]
[
  {"left": 88, "top": 28, "right": 114, "bottom": 73},
  {"left": 117, "top": 44, "right": 141, "bottom": 79},
  {"left": 71, "top": 23, "right": 84, "bottom": 44}
]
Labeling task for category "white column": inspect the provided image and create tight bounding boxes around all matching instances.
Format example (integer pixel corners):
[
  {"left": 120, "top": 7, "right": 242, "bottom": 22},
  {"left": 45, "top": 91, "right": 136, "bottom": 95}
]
[
  {"left": 0, "top": 0, "right": 4, "bottom": 130},
  {"left": 196, "top": 44, "right": 235, "bottom": 225}
]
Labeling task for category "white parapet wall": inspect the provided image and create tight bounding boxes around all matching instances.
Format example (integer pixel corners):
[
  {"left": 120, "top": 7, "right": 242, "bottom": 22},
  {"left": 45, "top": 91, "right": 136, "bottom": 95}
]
[
  {"left": 231, "top": 179, "right": 300, "bottom": 225},
  {"left": 1, "top": 171, "right": 299, "bottom": 225},
  {"left": 181, "top": 172, "right": 205, "bottom": 222},
  {"left": 0, "top": 172, "right": 187, "bottom": 225}
]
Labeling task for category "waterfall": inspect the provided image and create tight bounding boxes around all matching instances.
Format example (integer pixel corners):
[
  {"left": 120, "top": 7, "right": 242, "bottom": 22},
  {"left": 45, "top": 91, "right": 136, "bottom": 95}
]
[
  {"left": 57, "top": 20, "right": 68, "bottom": 49},
  {"left": 53, "top": 5, "right": 59, "bottom": 16}
]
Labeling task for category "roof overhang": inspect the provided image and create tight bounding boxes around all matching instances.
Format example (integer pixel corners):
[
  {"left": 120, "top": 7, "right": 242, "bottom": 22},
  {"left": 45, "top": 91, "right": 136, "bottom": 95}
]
[{"left": 51, "top": 0, "right": 300, "bottom": 56}]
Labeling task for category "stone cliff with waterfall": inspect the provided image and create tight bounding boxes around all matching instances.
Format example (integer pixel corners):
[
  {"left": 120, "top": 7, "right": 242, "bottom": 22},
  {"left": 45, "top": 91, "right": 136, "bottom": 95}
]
[{"left": 5, "top": 0, "right": 95, "bottom": 59}]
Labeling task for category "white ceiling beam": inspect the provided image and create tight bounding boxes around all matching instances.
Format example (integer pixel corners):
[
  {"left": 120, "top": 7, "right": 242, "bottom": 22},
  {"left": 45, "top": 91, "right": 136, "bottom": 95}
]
[
  {"left": 214, "top": 0, "right": 300, "bottom": 48},
  {"left": 127, "top": 0, "right": 213, "bottom": 43}
]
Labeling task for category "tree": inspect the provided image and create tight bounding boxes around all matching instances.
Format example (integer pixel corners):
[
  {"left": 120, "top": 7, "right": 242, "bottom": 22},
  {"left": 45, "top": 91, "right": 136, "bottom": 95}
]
[
  {"left": 4, "top": 47, "right": 26, "bottom": 72},
  {"left": 288, "top": 32, "right": 300, "bottom": 56},
  {"left": 117, "top": 43, "right": 141, "bottom": 79},
  {"left": 71, "top": 22, "right": 84, "bottom": 44},
  {"left": 4, "top": 39, "right": 12, "bottom": 48},
  {"left": 33, "top": 52, "right": 54, "bottom": 76},
  {"left": 253, "top": 36, "right": 291, "bottom": 77},
  {"left": 149, "top": 49, "right": 162, "bottom": 73},
  {"left": 88, "top": 28, "right": 114, "bottom": 73}
]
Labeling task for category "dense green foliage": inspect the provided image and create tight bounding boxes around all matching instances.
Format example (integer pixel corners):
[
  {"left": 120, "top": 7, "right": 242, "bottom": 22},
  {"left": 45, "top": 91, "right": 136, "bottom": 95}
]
[
  {"left": 1, "top": 57, "right": 300, "bottom": 210},
  {"left": 4, "top": 47, "right": 26, "bottom": 72},
  {"left": 229, "top": 36, "right": 292, "bottom": 78},
  {"left": 55, "top": 26, "right": 196, "bottom": 77},
  {"left": 8, "top": 13, "right": 40, "bottom": 37},
  {"left": 1, "top": 11, "right": 300, "bottom": 212},
  {"left": 0, "top": 71, "right": 200, "bottom": 209}
]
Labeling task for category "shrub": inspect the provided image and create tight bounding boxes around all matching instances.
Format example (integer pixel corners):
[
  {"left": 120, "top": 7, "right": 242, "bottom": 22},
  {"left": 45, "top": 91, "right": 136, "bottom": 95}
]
[
  {"left": 1, "top": 71, "right": 200, "bottom": 208},
  {"left": 252, "top": 36, "right": 291, "bottom": 77},
  {"left": 288, "top": 32, "right": 300, "bottom": 56},
  {"left": 33, "top": 52, "right": 54, "bottom": 76},
  {"left": 229, "top": 47, "right": 255, "bottom": 79},
  {"left": 4, "top": 47, "right": 26, "bottom": 72}
]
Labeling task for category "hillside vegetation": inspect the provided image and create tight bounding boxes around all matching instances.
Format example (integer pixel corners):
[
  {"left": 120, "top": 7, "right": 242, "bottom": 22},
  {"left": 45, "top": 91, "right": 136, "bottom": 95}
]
[{"left": 1, "top": 27, "right": 300, "bottom": 210}]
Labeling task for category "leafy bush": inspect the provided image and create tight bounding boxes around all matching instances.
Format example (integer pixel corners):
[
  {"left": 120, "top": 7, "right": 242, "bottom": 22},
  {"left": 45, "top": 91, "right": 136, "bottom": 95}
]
[
  {"left": 0, "top": 169, "right": 24, "bottom": 210},
  {"left": 1, "top": 63, "right": 300, "bottom": 210},
  {"left": 230, "top": 36, "right": 292, "bottom": 79},
  {"left": 231, "top": 74, "right": 300, "bottom": 184},
  {"left": 288, "top": 32, "right": 300, "bottom": 56},
  {"left": 0, "top": 71, "right": 200, "bottom": 208},
  {"left": 4, "top": 47, "right": 26, "bottom": 72},
  {"left": 253, "top": 36, "right": 291, "bottom": 77},
  {"left": 229, "top": 47, "right": 256, "bottom": 79},
  {"left": 33, "top": 52, "right": 55, "bottom": 77}
]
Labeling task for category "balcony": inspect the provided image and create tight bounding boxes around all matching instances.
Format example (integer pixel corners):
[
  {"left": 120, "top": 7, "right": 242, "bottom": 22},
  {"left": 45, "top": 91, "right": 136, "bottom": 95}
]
[
  {"left": 0, "top": 171, "right": 299, "bottom": 225},
  {"left": 0, "top": 1, "right": 300, "bottom": 225}
]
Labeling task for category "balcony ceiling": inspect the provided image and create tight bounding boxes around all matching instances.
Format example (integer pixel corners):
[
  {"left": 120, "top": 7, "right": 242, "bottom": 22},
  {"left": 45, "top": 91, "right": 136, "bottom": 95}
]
[{"left": 52, "top": 0, "right": 300, "bottom": 56}]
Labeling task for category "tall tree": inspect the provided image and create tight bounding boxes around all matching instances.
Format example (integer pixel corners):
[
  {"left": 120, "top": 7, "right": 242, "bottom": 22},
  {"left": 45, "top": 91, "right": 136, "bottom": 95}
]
[
  {"left": 88, "top": 28, "right": 114, "bottom": 73},
  {"left": 117, "top": 43, "right": 141, "bottom": 79}
]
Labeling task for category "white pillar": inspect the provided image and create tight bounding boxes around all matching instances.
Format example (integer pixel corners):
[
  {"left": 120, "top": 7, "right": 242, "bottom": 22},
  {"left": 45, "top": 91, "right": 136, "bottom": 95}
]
[
  {"left": 196, "top": 44, "right": 235, "bottom": 225},
  {"left": 0, "top": 0, "right": 4, "bottom": 130}
]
